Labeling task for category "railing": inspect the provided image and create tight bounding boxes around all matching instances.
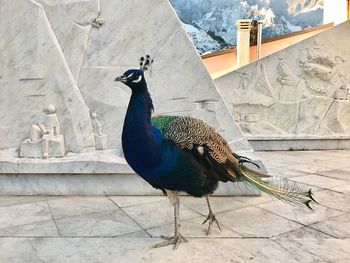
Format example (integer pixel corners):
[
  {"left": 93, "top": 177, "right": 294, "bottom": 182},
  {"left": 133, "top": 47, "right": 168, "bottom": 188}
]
[{"left": 201, "top": 23, "right": 334, "bottom": 59}]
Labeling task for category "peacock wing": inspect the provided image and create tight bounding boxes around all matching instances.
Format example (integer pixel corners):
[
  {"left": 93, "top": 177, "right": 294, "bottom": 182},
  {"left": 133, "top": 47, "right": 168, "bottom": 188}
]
[{"left": 152, "top": 116, "right": 231, "bottom": 159}]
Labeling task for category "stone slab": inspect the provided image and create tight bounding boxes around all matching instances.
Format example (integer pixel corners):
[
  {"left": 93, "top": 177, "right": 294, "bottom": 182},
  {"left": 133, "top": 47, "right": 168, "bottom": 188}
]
[
  {"left": 0, "top": 147, "right": 262, "bottom": 195},
  {"left": 146, "top": 216, "right": 242, "bottom": 238},
  {"left": 219, "top": 206, "right": 303, "bottom": 238},
  {"left": 0, "top": 174, "right": 260, "bottom": 196},
  {"left": 249, "top": 138, "right": 350, "bottom": 151},
  {"left": 0, "top": 148, "right": 260, "bottom": 174},
  {"left": 215, "top": 21, "right": 350, "bottom": 150},
  {"left": 2, "top": 237, "right": 350, "bottom": 263},
  {"left": 257, "top": 200, "right": 343, "bottom": 226},
  {"left": 54, "top": 210, "right": 142, "bottom": 237},
  {"left": 310, "top": 214, "right": 350, "bottom": 239},
  {"left": 0, "top": 201, "right": 58, "bottom": 237},
  {"left": 0, "top": 148, "right": 130, "bottom": 174}
]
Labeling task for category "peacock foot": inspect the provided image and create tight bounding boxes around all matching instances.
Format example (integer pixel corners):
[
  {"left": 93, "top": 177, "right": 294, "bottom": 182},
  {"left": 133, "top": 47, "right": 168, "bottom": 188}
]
[
  {"left": 153, "top": 232, "right": 188, "bottom": 249},
  {"left": 202, "top": 212, "right": 222, "bottom": 235}
]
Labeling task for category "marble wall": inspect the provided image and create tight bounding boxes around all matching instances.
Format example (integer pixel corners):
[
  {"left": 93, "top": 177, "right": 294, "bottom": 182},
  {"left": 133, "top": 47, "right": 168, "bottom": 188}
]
[
  {"left": 0, "top": 0, "right": 254, "bottom": 170},
  {"left": 215, "top": 21, "right": 350, "bottom": 147}
]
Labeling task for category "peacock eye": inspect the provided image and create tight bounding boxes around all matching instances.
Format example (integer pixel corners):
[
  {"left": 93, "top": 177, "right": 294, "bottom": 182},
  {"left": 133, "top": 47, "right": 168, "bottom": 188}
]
[{"left": 132, "top": 75, "right": 142, "bottom": 83}]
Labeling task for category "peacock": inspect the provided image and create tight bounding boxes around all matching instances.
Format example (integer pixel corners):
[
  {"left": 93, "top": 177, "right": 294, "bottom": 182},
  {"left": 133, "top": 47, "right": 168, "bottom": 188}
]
[{"left": 115, "top": 56, "right": 316, "bottom": 249}]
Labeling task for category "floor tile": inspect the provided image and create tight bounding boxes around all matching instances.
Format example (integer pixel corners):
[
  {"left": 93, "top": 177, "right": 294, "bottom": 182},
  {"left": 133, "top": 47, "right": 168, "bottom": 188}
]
[
  {"left": 287, "top": 163, "right": 336, "bottom": 174},
  {"left": 308, "top": 160, "right": 350, "bottom": 170},
  {"left": 291, "top": 174, "right": 346, "bottom": 189},
  {"left": 266, "top": 168, "right": 309, "bottom": 178},
  {"left": 1, "top": 150, "right": 350, "bottom": 262},
  {"left": 310, "top": 214, "right": 350, "bottom": 239},
  {"left": 0, "top": 196, "right": 64, "bottom": 208},
  {"left": 0, "top": 201, "right": 58, "bottom": 237},
  {"left": 272, "top": 226, "right": 332, "bottom": 239},
  {"left": 218, "top": 206, "right": 302, "bottom": 237},
  {"left": 181, "top": 196, "right": 248, "bottom": 215},
  {"left": 48, "top": 196, "right": 117, "bottom": 219},
  {"left": 109, "top": 195, "right": 164, "bottom": 208},
  {"left": 116, "top": 230, "right": 150, "bottom": 238},
  {"left": 331, "top": 184, "right": 350, "bottom": 194},
  {"left": 273, "top": 238, "right": 350, "bottom": 263},
  {"left": 312, "top": 189, "right": 350, "bottom": 212},
  {"left": 257, "top": 200, "right": 343, "bottom": 225},
  {"left": 121, "top": 199, "right": 200, "bottom": 229},
  {"left": 146, "top": 216, "right": 241, "bottom": 238},
  {"left": 0, "top": 220, "right": 58, "bottom": 237},
  {"left": 340, "top": 165, "right": 350, "bottom": 172},
  {"left": 1, "top": 237, "right": 336, "bottom": 263},
  {"left": 234, "top": 192, "right": 276, "bottom": 205},
  {"left": 0, "top": 202, "right": 53, "bottom": 229},
  {"left": 55, "top": 209, "right": 142, "bottom": 237},
  {"left": 316, "top": 169, "right": 350, "bottom": 182}
]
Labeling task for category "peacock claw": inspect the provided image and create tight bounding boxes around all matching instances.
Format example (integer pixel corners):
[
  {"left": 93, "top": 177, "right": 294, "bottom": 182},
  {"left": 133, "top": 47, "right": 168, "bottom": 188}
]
[
  {"left": 202, "top": 212, "right": 222, "bottom": 235},
  {"left": 153, "top": 233, "right": 188, "bottom": 249}
]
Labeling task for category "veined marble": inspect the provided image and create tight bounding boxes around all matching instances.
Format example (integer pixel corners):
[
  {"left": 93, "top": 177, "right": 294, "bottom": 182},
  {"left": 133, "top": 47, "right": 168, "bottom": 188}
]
[
  {"left": 0, "top": 0, "right": 253, "bottom": 155},
  {"left": 0, "top": 0, "right": 95, "bottom": 152},
  {"left": 0, "top": 0, "right": 261, "bottom": 195}
]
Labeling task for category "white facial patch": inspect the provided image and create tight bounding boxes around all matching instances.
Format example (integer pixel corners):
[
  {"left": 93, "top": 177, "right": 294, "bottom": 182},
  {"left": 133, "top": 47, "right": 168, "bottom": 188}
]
[
  {"left": 132, "top": 75, "right": 142, "bottom": 83},
  {"left": 126, "top": 73, "right": 134, "bottom": 78}
]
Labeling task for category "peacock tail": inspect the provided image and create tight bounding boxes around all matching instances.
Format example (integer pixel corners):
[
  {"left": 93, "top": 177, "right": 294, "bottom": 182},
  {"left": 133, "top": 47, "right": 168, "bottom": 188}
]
[
  {"left": 151, "top": 115, "right": 316, "bottom": 210},
  {"left": 239, "top": 165, "right": 316, "bottom": 209}
]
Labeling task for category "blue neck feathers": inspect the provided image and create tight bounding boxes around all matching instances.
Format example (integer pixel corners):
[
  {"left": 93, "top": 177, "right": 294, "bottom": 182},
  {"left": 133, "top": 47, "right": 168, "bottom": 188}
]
[{"left": 122, "top": 85, "right": 161, "bottom": 173}]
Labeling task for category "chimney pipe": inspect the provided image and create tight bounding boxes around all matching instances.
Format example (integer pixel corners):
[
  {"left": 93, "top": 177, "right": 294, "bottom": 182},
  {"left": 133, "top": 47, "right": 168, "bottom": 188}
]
[{"left": 236, "top": 19, "right": 252, "bottom": 67}]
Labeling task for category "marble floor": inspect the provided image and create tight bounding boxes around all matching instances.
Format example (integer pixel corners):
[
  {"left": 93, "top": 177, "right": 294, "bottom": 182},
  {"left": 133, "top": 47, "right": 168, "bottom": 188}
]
[{"left": 1, "top": 150, "right": 350, "bottom": 263}]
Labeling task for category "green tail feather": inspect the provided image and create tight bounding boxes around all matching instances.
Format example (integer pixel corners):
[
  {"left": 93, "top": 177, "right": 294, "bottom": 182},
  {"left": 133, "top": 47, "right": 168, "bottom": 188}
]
[{"left": 239, "top": 165, "right": 316, "bottom": 210}]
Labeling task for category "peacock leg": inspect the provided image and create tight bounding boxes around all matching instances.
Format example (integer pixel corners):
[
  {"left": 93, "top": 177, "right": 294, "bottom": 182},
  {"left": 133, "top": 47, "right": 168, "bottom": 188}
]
[
  {"left": 202, "top": 195, "right": 221, "bottom": 235},
  {"left": 153, "top": 190, "right": 188, "bottom": 249}
]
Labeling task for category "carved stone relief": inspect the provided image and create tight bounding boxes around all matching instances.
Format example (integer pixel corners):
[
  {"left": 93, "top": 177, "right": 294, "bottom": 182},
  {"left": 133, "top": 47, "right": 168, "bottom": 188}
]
[
  {"left": 91, "top": 112, "right": 107, "bottom": 150},
  {"left": 20, "top": 105, "right": 65, "bottom": 158},
  {"left": 215, "top": 21, "right": 350, "bottom": 139}
]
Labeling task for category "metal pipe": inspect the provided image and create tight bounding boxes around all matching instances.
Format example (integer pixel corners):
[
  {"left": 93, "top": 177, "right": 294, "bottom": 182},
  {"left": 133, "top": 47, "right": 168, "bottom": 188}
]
[{"left": 257, "top": 20, "right": 263, "bottom": 59}]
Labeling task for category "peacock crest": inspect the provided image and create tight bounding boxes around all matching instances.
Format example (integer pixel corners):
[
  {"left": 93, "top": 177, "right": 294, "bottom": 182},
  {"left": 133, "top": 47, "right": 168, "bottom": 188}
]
[{"left": 139, "top": 55, "right": 154, "bottom": 71}]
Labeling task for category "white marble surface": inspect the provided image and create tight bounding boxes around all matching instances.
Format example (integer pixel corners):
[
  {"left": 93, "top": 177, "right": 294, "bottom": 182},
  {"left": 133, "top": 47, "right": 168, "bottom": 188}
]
[
  {"left": 0, "top": 0, "right": 262, "bottom": 195},
  {"left": 0, "top": 147, "right": 261, "bottom": 195},
  {"left": 77, "top": 0, "right": 253, "bottom": 152},
  {"left": 0, "top": 173, "right": 260, "bottom": 195},
  {"left": 0, "top": 0, "right": 253, "bottom": 155},
  {"left": 215, "top": 21, "right": 350, "bottom": 149},
  {"left": 0, "top": 237, "right": 346, "bottom": 263},
  {"left": 0, "top": 148, "right": 130, "bottom": 174},
  {"left": 0, "top": 0, "right": 95, "bottom": 153}
]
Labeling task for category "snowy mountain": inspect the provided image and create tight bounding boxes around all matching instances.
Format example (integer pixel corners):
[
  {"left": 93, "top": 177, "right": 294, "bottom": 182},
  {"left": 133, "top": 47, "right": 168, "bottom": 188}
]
[
  {"left": 170, "top": 0, "right": 324, "bottom": 54},
  {"left": 183, "top": 24, "right": 226, "bottom": 54}
]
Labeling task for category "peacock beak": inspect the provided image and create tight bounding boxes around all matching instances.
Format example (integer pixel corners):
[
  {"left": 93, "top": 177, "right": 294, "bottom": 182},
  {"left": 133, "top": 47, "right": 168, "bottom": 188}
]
[{"left": 115, "top": 75, "right": 127, "bottom": 82}]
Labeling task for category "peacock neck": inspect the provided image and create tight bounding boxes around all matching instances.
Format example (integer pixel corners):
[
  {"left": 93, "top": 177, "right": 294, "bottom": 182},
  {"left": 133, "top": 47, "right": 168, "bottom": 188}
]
[
  {"left": 122, "top": 88, "right": 161, "bottom": 173},
  {"left": 125, "top": 90, "right": 153, "bottom": 130}
]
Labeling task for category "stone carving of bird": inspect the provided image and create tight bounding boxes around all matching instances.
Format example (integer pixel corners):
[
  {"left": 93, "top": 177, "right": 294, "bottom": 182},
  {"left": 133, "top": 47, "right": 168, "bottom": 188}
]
[{"left": 115, "top": 56, "right": 316, "bottom": 249}]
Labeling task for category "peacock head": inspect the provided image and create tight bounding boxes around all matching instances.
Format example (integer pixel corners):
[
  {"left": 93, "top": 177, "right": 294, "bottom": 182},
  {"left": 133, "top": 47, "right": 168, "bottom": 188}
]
[
  {"left": 115, "top": 55, "right": 153, "bottom": 91},
  {"left": 115, "top": 69, "right": 146, "bottom": 90}
]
